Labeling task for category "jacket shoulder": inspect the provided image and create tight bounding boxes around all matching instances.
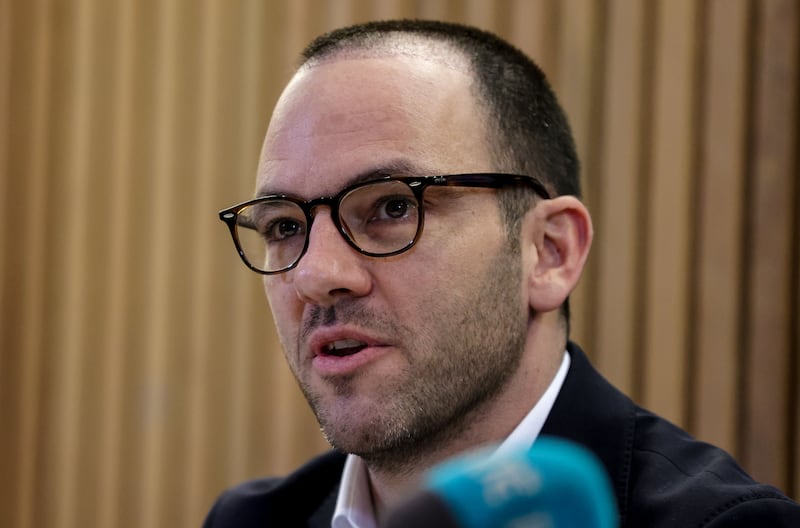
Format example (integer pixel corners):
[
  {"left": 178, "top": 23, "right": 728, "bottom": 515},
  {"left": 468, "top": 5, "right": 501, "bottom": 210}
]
[
  {"left": 203, "top": 450, "right": 347, "bottom": 527},
  {"left": 547, "top": 344, "right": 800, "bottom": 527},
  {"left": 703, "top": 495, "right": 800, "bottom": 527},
  {"left": 628, "top": 408, "right": 800, "bottom": 527}
]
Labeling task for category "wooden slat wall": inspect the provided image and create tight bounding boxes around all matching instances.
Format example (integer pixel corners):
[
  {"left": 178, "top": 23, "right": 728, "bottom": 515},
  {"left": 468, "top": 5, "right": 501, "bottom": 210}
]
[
  {"left": 0, "top": 1, "right": 798, "bottom": 527},
  {"left": 743, "top": 0, "right": 799, "bottom": 491}
]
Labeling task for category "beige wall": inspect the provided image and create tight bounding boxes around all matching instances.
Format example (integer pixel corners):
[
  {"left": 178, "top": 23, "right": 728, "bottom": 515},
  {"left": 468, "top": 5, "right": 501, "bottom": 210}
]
[{"left": 1, "top": 1, "right": 798, "bottom": 526}]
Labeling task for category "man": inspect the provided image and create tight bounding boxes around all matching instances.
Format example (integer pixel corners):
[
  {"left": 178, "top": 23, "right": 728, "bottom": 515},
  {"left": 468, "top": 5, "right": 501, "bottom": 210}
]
[{"left": 206, "top": 19, "right": 800, "bottom": 527}]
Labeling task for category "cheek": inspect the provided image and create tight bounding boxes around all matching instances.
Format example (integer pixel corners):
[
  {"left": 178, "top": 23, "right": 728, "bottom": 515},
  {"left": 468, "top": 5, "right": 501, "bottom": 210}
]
[
  {"left": 375, "top": 249, "right": 472, "bottom": 321},
  {"left": 412, "top": 227, "right": 503, "bottom": 282},
  {"left": 264, "top": 279, "right": 302, "bottom": 337}
]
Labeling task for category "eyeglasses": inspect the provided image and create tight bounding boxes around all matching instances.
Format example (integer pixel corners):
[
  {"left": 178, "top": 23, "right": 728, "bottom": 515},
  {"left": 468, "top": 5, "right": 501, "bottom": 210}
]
[{"left": 219, "top": 173, "right": 550, "bottom": 275}]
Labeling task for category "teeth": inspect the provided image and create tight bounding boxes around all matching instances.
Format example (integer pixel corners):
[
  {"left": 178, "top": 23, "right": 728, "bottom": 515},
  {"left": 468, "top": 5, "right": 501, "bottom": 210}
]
[{"left": 326, "top": 339, "right": 367, "bottom": 352}]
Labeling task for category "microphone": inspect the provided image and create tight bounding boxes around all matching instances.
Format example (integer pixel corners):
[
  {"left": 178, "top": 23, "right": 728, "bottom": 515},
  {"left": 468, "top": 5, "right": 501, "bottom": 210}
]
[{"left": 382, "top": 436, "right": 618, "bottom": 528}]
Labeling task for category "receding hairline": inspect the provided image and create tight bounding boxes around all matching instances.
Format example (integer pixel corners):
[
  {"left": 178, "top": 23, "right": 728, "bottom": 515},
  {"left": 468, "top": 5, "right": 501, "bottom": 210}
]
[
  {"left": 299, "top": 33, "right": 474, "bottom": 79},
  {"left": 292, "top": 33, "right": 499, "bottom": 172}
]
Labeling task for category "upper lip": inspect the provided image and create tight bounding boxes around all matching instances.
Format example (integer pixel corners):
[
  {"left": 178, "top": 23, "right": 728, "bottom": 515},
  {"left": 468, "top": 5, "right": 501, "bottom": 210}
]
[{"left": 308, "top": 327, "right": 388, "bottom": 358}]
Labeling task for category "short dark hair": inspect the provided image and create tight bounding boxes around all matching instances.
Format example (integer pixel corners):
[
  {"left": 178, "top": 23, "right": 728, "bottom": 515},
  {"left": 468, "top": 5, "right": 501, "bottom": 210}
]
[{"left": 301, "top": 19, "right": 579, "bottom": 328}]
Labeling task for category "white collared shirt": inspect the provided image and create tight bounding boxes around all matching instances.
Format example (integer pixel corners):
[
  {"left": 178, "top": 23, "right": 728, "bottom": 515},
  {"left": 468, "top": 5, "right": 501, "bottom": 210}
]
[{"left": 331, "top": 350, "right": 571, "bottom": 528}]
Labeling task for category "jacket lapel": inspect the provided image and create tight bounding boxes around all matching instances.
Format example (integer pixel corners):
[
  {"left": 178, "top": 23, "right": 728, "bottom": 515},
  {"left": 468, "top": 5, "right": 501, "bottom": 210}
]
[{"left": 539, "top": 342, "right": 635, "bottom": 525}]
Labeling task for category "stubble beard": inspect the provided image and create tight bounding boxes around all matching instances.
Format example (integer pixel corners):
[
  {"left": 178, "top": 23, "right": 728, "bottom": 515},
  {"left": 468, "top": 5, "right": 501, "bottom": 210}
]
[{"left": 294, "top": 248, "right": 528, "bottom": 473}]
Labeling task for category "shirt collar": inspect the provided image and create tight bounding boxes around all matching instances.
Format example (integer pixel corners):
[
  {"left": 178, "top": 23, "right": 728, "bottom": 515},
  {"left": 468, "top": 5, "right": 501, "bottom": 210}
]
[
  {"left": 332, "top": 455, "right": 377, "bottom": 528},
  {"left": 331, "top": 350, "right": 571, "bottom": 528}
]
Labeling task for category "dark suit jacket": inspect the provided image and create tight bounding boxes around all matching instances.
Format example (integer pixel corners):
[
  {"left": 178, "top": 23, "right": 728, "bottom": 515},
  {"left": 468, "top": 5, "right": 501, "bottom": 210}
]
[{"left": 203, "top": 342, "right": 800, "bottom": 527}]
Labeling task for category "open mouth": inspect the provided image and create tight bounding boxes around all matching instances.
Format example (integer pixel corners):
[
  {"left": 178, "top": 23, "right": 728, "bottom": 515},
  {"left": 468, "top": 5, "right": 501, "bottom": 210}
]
[{"left": 323, "top": 339, "right": 368, "bottom": 357}]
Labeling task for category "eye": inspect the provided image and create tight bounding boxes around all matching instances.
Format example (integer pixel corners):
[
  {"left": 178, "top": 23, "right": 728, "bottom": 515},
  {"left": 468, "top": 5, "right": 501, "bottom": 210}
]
[
  {"left": 245, "top": 200, "right": 306, "bottom": 243},
  {"left": 371, "top": 195, "right": 417, "bottom": 222},
  {"left": 380, "top": 197, "right": 411, "bottom": 219},
  {"left": 262, "top": 218, "right": 305, "bottom": 242}
]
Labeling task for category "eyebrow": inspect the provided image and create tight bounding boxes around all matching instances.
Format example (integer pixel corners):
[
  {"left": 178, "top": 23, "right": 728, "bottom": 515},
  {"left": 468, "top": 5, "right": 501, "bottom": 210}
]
[
  {"left": 255, "top": 158, "right": 433, "bottom": 198},
  {"left": 347, "top": 159, "right": 431, "bottom": 185}
]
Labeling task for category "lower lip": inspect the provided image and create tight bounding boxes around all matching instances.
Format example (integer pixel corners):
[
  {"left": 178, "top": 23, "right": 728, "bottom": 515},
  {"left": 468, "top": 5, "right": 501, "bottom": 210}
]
[{"left": 312, "top": 345, "right": 390, "bottom": 376}]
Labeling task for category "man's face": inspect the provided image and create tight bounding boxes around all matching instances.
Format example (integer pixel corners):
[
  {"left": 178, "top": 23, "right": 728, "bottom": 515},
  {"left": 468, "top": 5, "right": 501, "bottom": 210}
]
[{"left": 258, "top": 51, "right": 530, "bottom": 464}]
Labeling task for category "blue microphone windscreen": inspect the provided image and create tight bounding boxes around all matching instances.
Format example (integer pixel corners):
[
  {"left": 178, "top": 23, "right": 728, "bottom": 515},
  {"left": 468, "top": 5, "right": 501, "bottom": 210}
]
[{"left": 424, "top": 436, "right": 618, "bottom": 528}]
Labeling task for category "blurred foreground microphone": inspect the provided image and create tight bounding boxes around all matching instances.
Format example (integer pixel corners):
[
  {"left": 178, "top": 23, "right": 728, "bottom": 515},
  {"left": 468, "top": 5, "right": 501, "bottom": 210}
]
[{"left": 382, "top": 436, "right": 618, "bottom": 528}]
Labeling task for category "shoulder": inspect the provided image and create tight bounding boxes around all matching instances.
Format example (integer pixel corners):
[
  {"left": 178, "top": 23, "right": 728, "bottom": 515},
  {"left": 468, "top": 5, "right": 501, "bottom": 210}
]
[
  {"left": 202, "top": 450, "right": 347, "bottom": 528},
  {"left": 627, "top": 406, "right": 800, "bottom": 527},
  {"left": 702, "top": 495, "right": 800, "bottom": 527},
  {"left": 548, "top": 343, "right": 800, "bottom": 527}
]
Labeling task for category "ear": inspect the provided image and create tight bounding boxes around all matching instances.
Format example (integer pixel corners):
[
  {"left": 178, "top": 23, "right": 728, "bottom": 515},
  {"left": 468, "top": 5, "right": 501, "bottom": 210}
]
[{"left": 522, "top": 196, "right": 593, "bottom": 313}]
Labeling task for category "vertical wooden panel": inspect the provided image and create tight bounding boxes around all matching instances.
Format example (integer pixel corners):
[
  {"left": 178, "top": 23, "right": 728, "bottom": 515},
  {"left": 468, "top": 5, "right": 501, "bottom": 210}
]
[
  {"left": 138, "top": 1, "right": 184, "bottom": 526},
  {"left": 536, "top": 0, "right": 561, "bottom": 86},
  {"left": 691, "top": 0, "right": 750, "bottom": 456},
  {"left": 508, "top": 0, "right": 558, "bottom": 81},
  {"left": 641, "top": 0, "right": 698, "bottom": 427},
  {"left": 326, "top": 0, "right": 357, "bottom": 28},
  {"left": 0, "top": 0, "right": 8, "bottom": 338},
  {"left": 795, "top": 196, "right": 800, "bottom": 499},
  {"left": 507, "top": 0, "right": 547, "bottom": 55},
  {"left": 73, "top": 2, "right": 121, "bottom": 525},
  {"left": 743, "top": 0, "right": 798, "bottom": 491},
  {"left": 593, "top": 0, "right": 647, "bottom": 396},
  {"left": 48, "top": 1, "right": 94, "bottom": 526},
  {"left": 96, "top": 1, "right": 136, "bottom": 526},
  {"left": 796, "top": 190, "right": 800, "bottom": 499},
  {"left": 464, "top": 0, "right": 499, "bottom": 31},
  {"left": 554, "top": 0, "right": 601, "bottom": 349},
  {"left": 0, "top": 0, "right": 13, "bottom": 524},
  {"left": 0, "top": 1, "right": 51, "bottom": 528},
  {"left": 116, "top": 5, "right": 162, "bottom": 525},
  {"left": 372, "top": 0, "right": 418, "bottom": 19}
]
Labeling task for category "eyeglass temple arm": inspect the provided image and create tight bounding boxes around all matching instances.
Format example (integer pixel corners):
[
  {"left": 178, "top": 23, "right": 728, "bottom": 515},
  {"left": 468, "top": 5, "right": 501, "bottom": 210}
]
[{"left": 432, "top": 174, "right": 550, "bottom": 199}]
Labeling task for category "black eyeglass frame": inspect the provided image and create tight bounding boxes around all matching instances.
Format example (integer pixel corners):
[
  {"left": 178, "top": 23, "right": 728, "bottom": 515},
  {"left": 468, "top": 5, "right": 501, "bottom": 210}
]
[{"left": 218, "top": 173, "right": 551, "bottom": 275}]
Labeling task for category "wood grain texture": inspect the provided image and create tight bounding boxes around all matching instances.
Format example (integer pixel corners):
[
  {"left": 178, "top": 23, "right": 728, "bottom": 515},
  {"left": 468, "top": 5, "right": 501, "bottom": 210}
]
[{"left": 1, "top": 2, "right": 798, "bottom": 527}]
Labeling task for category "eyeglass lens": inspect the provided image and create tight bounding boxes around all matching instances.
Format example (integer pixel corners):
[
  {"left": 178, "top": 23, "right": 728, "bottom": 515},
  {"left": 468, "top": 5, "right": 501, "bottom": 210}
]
[{"left": 235, "top": 179, "right": 422, "bottom": 273}]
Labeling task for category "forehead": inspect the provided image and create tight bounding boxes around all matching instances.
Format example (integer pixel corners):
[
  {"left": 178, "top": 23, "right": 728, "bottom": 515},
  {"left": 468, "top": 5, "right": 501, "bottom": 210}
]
[{"left": 256, "top": 47, "right": 494, "bottom": 198}]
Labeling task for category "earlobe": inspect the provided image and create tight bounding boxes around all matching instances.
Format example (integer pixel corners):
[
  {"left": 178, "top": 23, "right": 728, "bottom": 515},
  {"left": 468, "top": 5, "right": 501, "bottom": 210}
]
[{"left": 524, "top": 196, "right": 593, "bottom": 313}]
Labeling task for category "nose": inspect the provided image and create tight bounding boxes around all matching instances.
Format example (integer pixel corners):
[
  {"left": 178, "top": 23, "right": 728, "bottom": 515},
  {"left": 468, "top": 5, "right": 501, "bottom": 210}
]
[{"left": 290, "top": 209, "right": 372, "bottom": 306}]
